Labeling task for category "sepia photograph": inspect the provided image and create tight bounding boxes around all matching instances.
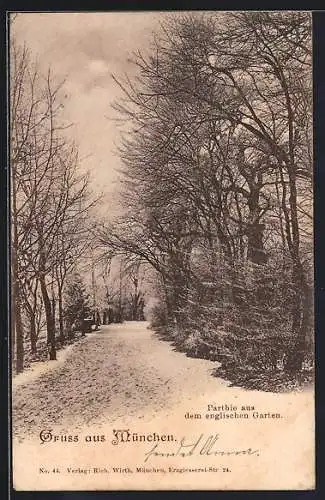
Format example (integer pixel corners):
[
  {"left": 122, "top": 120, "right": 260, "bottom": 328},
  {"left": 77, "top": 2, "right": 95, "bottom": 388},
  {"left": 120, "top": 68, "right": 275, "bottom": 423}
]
[{"left": 10, "top": 10, "right": 314, "bottom": 490}]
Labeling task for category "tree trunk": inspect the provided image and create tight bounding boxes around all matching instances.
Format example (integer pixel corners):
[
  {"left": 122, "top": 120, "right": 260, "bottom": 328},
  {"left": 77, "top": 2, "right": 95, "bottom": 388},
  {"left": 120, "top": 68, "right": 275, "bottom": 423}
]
[
  {"left": 58, "top": 286, "right": 65, "bottom": 343},
  {"left": 247, "top": 222, "right": 268, "bottom": 265},
  {"left": 12, "top": 166, "right": 24, "bottom": 373},
  {"left": 40, "top": 273, "right": 56, "bottom": 360},
  {"left": 276, "top": 63, "right": 308, "bottom": 375},
  {"left": 11, "top": 260, "right": 17, "bottom": 372},
  {"left": 11, "top": 293, "right": 16, "bottom": 372},
  {"left": 284, "top": 263, "right": 312, "bottom": 374},
  {"left": 246, "top": 180, "right": 268, "bottom": 265},
  {"left": 162, "top": 277, "right": 175, "bottom": 326},
  {"left": 52, "top": 294, "right": 56, "bottom": 334},
  {"left": 12, "top": 228, "right": 24, "bottom": 372},
  {"left": 133, "top": 278, "right": 138, "bottom": 321},
  {"left": 15, "top": 298, "right": 24, "bottom": 373},
  {"left": 30, "top": 316, "right": 37, "bottom": 354},
  {"left": 14, "top": 275, "right": 24, "bottom": 373}
]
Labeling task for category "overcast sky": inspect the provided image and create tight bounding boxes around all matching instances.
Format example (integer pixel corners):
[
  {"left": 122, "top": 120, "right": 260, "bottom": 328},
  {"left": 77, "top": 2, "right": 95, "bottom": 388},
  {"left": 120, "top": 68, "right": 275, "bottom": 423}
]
[{"left": 11, "top": 12, "right": 171, "bottom": 214}]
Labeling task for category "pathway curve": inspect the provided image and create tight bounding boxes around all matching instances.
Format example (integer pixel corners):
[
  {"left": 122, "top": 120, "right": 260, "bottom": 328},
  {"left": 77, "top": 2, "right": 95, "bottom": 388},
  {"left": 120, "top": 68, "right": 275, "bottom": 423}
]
[{"left": 12, "top": 321, "right": 229, "bottom": 440}]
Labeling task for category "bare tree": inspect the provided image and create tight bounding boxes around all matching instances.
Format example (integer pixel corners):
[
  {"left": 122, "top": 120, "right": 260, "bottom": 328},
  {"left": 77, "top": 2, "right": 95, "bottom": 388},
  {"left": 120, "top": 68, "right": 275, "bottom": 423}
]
[
  {"left": 103, "top": 11, "right": 312, "bottom": 383},
  {"left": 10, "top": 38, "right": 97, "bottom": 369}
]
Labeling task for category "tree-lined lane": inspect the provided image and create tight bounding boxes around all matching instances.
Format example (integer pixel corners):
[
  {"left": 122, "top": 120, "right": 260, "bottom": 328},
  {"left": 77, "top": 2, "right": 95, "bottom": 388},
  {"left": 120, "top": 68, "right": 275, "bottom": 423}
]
[{"left": 12, "top": 322, "right": 227, "bottom": 441}]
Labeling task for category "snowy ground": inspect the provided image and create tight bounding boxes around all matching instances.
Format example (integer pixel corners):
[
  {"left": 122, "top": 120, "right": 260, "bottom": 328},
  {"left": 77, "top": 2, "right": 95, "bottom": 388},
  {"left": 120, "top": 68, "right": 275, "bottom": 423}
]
[
  {"left": 12, "top": 321, "right": 315, "bottom": 490},
  {"left": 12, "top": 321, "right": 313, "bottom": 439},
  {"left": 12, "top": 322, "right": 229, "bottom": 439}
]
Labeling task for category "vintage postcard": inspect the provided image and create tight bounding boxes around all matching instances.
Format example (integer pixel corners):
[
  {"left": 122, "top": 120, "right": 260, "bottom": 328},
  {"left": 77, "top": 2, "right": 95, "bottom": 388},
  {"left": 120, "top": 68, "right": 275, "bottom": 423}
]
[{"left": 10, "top": 11, "right": 314, "bottom": 490}]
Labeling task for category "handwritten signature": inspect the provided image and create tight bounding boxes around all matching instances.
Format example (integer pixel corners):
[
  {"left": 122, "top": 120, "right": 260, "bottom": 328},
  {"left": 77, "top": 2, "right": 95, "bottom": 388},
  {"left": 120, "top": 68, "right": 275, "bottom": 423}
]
[{"left": 144, "top": 434, "right": 260, "bottom": 463}]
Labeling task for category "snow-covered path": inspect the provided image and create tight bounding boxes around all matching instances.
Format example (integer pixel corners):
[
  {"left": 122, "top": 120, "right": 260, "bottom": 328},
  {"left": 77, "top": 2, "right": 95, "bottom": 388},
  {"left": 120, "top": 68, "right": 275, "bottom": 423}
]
[
  {"left": 12, "top": 321, "right": 314, "bottom": 490},
  {"left": 13, "top": 321, "right": 229, "bottom": 439}
]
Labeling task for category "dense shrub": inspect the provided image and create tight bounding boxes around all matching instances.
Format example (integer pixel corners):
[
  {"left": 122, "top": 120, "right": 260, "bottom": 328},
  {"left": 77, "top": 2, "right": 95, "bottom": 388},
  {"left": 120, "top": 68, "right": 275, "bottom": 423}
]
[{"left": 151, "top": 251, "right": 313, "bottom": 391}]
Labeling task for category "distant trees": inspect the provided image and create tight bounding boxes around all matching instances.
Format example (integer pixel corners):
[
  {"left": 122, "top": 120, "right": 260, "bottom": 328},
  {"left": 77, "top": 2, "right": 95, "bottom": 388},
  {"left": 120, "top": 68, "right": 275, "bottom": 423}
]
[
  {"left": 97, "top": 252, "right": 146, "bottom": 324},
  {"left": 102, "top": 11, "right": 312, "bottom": 386},
  {"left": 10, "top": 41, "right": 95, "bottom": 372},
  {"left": 120, "top": 264, "right": 146, "bottom": 321},
  {"left": 63, "top": 273, "right": 91, "bottom": 337}
]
